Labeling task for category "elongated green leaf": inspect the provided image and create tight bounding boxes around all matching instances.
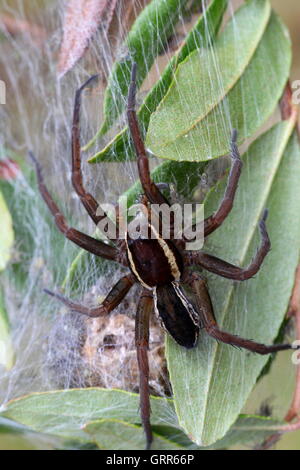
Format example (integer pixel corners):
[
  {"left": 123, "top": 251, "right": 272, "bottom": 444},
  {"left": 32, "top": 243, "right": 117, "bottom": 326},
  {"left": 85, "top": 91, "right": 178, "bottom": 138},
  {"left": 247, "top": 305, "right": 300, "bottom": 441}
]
[
  {"left": 0, "top": 156, "right": 34, "bottom": 289},
  {"left": 0, "top": 417, "right": 62, "bottom": 450},
  {"left": 166, "top": 121, "right": 300, "bottom": 446},
  {"left": 0, "top": 393, "right": 285, "bottom": 450},
  {"left": 0, "top": 153, "right": 82, "bottom": 290},
  {"left": 0, "top": 388, "right": 176, "bottom": 442},
  {"left": 0, "top": 190, "right": 14, "bottom": 271},
  {"left": 0, "top": 287, "right": 14, "bottom": 370},
  {"left": 0, "top": 186, "right": 15, "bottom": 370},
  {"left": 119, "top": 159, "right": 206, "bottom": 210},
  {"left": 154, "top": 414, "right": 283, "bottom": 450},
  {"left": 0, "top": 417, "right": 34, "bottom": 435},
  {"left": 201, "top": 415, "right": 282, "bottom": 450},
  {"left": 84, "top": 419, "right": 184, "bottom": 450},
  {"left": 146, "top": 3, "right": 291, "bottom": 161},
  {"left": 88, "top": 0, "right": 228, "bottom": 162},
  {"left": 85, "top": 0, "right": 189, "bottom": 146}
]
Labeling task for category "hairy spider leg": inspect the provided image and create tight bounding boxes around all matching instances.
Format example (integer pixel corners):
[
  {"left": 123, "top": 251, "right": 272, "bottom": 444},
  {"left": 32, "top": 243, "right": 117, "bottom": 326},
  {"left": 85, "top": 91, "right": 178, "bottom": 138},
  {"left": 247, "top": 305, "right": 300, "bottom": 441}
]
[
  {"left": 135, "top": 290, "right": 153, "bottom": 449},
  {"left": 184, "top": 210, "right": 270, "bottom": 281},
  {"left": 127, "top": 63, "right": 170, "bottom": 208},
  {"left": 72, "top": 75, "right": 120, "bottom": 239},
  {"left": 128, "top": 64, "right": 242, "bottom": 244},
  {"left": 202, "top": 129, "right": 243, "bottom": 237},
  {"left": 127, "top": 63, "right": 185, "bottom": 245},
  {"left": 29, "top": 151, "right": 119, "bottom": 262},
  {"left": 187, "top": 272, "right": 296, "bottom": 354},
  {"left": 44, "top": 273, "right": 135, "bottom": 317}
]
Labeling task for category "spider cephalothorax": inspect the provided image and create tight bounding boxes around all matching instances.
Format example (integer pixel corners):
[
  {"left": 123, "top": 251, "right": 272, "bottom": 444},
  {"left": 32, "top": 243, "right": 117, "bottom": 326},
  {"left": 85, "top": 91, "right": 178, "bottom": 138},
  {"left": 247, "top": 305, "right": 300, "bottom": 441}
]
[{"left": 30, "top": 63, "right": 297, "bottom": 449}]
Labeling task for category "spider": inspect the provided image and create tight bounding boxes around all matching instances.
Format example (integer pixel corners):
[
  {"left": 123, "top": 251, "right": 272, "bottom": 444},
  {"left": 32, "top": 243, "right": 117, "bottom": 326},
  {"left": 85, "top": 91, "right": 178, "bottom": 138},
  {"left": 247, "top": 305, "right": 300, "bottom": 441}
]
[{"left": 30, "top": 63, "right": 297, "bottom": 450}]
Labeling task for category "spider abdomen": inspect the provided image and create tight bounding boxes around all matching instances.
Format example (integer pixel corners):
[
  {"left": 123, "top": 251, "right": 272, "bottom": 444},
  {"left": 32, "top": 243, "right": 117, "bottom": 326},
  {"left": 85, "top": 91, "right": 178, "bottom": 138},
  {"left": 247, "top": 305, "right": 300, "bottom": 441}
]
[
  {"left": 126, "top": 237, "right": 183, "bottom": 289},
  {"left": 154, "top": 283, "right": 199, "bottom": 349}
]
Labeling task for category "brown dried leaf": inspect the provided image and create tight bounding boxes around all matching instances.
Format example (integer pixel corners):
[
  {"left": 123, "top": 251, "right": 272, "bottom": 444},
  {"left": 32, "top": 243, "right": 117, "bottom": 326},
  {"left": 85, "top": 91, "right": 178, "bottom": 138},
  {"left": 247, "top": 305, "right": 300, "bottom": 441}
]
[
  {"left": 97, "top": 0, "right": 150, "bottom": 82},
  {"left": 0, "top": 14, "right": 46, "bottom": 45},
  {"left": 57, "top": 0, "right": 118, "bottom": 78},
  {"left": 108, "top": 0, "right": 150, "bottom": 43}
]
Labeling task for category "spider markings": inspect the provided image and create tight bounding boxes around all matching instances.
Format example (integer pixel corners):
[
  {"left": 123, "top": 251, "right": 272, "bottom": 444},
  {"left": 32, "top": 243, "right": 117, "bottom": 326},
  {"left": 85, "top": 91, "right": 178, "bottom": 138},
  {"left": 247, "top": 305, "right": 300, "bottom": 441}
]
[
  {"left": 30, "top": 63, "right": 298, "bottom": 450},
  {"left": 126, "top": 233, "right": 183, "bottom": 289},
  {"left": 153, "top": 283, "right": 200, "bottom": 349}
]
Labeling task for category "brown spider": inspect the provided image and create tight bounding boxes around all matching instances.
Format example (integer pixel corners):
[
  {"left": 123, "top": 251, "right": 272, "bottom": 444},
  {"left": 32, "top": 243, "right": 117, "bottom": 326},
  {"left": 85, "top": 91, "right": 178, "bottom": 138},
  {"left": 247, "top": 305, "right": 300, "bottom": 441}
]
[{"left": 30, "top": 63, "right": 296, "bottom": 450}]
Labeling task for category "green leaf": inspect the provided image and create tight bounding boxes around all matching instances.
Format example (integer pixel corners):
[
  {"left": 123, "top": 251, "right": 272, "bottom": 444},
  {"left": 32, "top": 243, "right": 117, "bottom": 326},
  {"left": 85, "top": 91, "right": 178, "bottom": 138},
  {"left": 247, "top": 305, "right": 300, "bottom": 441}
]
[
  {"left": 88, "top": 0, "right": 228, "bottom": 162},
  {"left": 0, "top": 152, "right": 82, "bottom": 290},
  {"left": 0, "top": 156, "right": 35, "bottom": 289},
  {"left": 0, "top": 388, "right": 176, "bottom": 442},
  {"left": 85, "top": 0, "right": 190, "bottom": 147},
  {"left": 154, "top": 414, "right": 283, "bottom": 449},
  {"left": 0, "top": 190, "right": 14, "bottom": 271},
  {"left": 200, "top": 415, "right": 282, "bottom": 449},
  {"left": 0, "top": 185, "right": 15, "bottom": 370},
  {"left": 84, "top": 419, "right": 184, "bottom": 450},
  {"left": 146, "top": 2, "right": 291, "bottom": 161},
  {"left": 0, "top": 418, "right": 63, "bottom": 450},
  {"left": 0, "top": 396, "right": 284, "bottom": 450},
  {"left": 0, "top": 286, "right": 14, "bottom": 370},
  {"left": 119, "top": 159, "right": 206, "bottom": 209},
  {"left": 166, "top": 120, "right": 300, "bottom": 446},
  {"left": 0, "top": 417, "right": 30, "bottom": 435}
]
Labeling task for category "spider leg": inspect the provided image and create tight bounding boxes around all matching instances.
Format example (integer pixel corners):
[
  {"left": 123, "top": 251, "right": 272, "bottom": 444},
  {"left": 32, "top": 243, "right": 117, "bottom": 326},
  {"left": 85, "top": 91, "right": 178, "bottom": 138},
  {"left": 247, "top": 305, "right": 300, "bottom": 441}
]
[
  {"left": 128, "top": 64, "right": 182, "bottom": 242},
  {"left": 72, "top": 76, "right": 119, "bottom": 238},
  {"left": 135, "top": 290, "right": 153, "bottom": 450},
  {"left": 186, "top": 272, "right": 295, "bottom": 354},
  {"left": 204, "top": 129, "right": 242, "bottom": 237},
  {"left": 29, "top": 152, "right": 121, "bottom": 263},
  {"left": 44, "top": 273, "right": 135, "bottom": 317},
  {"left": 184, "top": 210, "right": 270, "bottom": 281},
  {"left": 127, "top": 63, "right": 169, "bottom": 207}
]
